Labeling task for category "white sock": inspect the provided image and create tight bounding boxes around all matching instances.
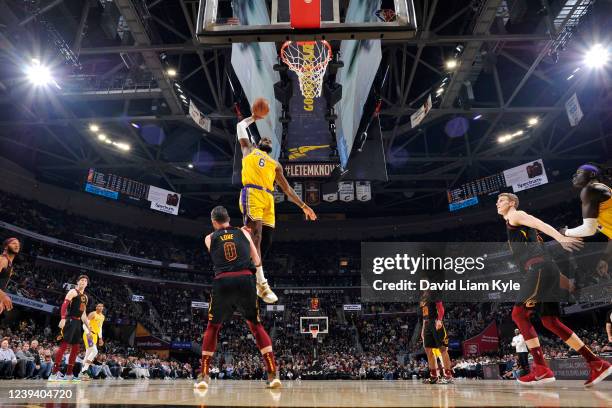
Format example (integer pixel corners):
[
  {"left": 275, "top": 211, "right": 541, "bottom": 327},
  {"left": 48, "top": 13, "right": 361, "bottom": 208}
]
[
  {"left": 255, "top": 266, "right": 266, "bottom": 285},
  {"left": 82, "top": 346, "right": 98, "bottom": 371}
]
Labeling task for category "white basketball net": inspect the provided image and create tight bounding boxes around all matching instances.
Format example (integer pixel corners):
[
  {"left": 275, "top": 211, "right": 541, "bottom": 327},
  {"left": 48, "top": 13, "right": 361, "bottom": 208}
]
[{"left": 281, "top": 41, "right": 332, "bottom": 99}]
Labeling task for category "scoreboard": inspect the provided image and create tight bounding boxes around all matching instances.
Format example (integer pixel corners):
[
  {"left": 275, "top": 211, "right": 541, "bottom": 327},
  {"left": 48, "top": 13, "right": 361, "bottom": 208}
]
[
  {"left": 86, "top": 168, "right": 149, "bottom": 200},
  {"left": 447, "top": 173, "right": 506, "bottom": 211}
]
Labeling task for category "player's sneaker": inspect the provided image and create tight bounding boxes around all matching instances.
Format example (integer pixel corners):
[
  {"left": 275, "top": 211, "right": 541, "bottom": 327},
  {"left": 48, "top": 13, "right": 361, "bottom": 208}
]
[
  {"left": 66, "top": 375, "right": 80, "bottom": 383},
  {"left": 194, "top": 374, "right": 210, "bottom": 389},
  {"left": 422, "top": 377, "right": 438, "bottom": 384},
  {"left": 436, "top": 376, "right": 450, "bottom": 384},
  {"left": 266, "top": 378, "right": 282, "bottom": 389},
  {"left": 257, "top": 281, "right": 278, "bottom": 304},
  {"left": 443, "top": 376, "right": 454, "bottom": 384},
  {"left": 80, "top": 372, "right": 91, "bottom": 381},
  {"left": 584, "top": 359, "right": 612, "bottom": 388},
  {"left": 48, "top": 372, "right": 66, "bottom": 382},
  {"left": 517, "top": 364, "right": 555, "bottom": 385}
]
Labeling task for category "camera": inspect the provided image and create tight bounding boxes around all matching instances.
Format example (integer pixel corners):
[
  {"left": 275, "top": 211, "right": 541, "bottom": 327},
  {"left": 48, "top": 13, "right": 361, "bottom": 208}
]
[
  {"left": 526, "top": 161, "right": 543, "bottom": 178},
  {"left": 166, "top": 193, "right": 179, "bottom": 206}
]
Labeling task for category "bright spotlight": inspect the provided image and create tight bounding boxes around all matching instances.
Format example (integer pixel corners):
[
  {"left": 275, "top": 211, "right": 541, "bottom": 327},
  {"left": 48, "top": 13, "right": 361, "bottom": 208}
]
[
  {"left": 130, "top": 122, "right": 140, "bottom": 129},
  {"left": 104, "top": 139, "right": 112, "bottom": 144},
  {"left": 188, "top": 163, "right": 194, "bottom": 169},
  {"left": 584, "top": 44, "right": 609, "bottom": 68},
  {"left": 445, "top": 59, "right": 458, "bottom": 70},
  {"left": 97, "top": 134, "right": 107, "bottom": 141},
  {"left": 89, "top": 124, "right": 99, "bottom": 132},
  {"left": 26, "top": 60, "right": 53, "bottom": 86},
  {"left": 527, "top": 117, "right": 539, "bottom": 126},
  {"left": 436, "top": 87, "right": 444, "bottom": 95},
  {"left": 473, "top": 114, "right": 482, "bottom": 120},
  {"left": 116, "top": 142, "right": 131, "bottom": 151},
  {"left": 498, "top": 134, "right": 510, "bottom": 143},
  {"left": 167, "top": 68, "right": 177, "bottom": 77}
]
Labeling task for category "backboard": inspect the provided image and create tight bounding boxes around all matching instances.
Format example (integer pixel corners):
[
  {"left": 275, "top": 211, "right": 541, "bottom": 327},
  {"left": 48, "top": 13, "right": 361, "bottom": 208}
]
[
  {"left": 300, "top": 316, "right": 329, "bottom": 338},
  {"left": 196, "top": 0, "right": 417, "bottom": 44}
]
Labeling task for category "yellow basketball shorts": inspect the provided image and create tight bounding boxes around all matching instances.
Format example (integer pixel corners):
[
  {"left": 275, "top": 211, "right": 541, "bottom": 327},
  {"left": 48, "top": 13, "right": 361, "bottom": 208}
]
[
  {"left": 239, "top": 185, "right": 275, "bottom": 228},
  {"left": 83, "top": 332, "right": 98, "bottom": 349}
]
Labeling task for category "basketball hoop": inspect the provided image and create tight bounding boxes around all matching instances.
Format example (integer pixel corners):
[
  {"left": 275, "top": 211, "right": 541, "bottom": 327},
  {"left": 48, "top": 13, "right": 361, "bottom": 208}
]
[
  {"left": 280, "top": 41, "right": 332, "bottom": 99},
  {"left": 375, "top": 9, "right": 397, "bottom": 23},
  {"left": 309, "top": 324, "right": 319, "bottom": 339}
]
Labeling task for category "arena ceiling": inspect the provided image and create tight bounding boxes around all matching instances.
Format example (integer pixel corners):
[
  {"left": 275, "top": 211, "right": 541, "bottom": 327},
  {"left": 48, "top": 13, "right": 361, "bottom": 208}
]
[{"left": 0, "top": 0, "right": 610, "bottom": 218}]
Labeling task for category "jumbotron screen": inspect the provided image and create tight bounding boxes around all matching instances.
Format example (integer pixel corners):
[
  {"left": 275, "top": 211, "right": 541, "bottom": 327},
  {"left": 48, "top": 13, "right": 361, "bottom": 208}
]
[
  {"left": 447, "top": 173, "right": 507, "bottom": 204},
  {"left": 85, "top": 168, "right": 149, "bottom": 200}
]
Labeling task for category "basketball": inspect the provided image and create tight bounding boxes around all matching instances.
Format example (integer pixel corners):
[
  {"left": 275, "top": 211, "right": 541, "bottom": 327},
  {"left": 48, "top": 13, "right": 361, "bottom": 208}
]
[{"left": 252, "top": 98, "right": 270, "bottom": 118}]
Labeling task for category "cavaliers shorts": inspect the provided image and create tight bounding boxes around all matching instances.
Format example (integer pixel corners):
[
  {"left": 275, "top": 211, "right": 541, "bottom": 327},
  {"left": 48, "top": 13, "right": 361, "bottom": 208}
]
[
  {"left": 60, "top": 319, "right": 83, "bottom": 345},
  {"left": 239, "top": 185, "right": 275, "bottom": 228},
  {"left": 516, "top": 260, "right": 561, "bottom": 317},
  {"left": 208, "top": 272, "right": 259, "bottom": 324},
  {"left": 422, "top": 319, "right": 448, "bottom": 349}
]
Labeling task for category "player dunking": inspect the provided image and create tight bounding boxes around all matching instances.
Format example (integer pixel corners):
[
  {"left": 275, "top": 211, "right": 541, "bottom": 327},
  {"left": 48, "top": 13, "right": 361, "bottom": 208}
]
[
  {"left": 420, "top": 295, "right": 453, "bottom": 384},
  {"left": 195, "top": 206, "right": 280, "bottom": 390},
  {"left": 497, "top": 193, "right": 612, "bottom": 386},
  {"left": 562, "top": 163, "right": 612, "bottom": 239},
  {"left": 237, "top": 98, "right": 317, "bottom": 303},
  {"left": 49, "top": 275, "right": 92, "bottom": 382},
  {"left": 0, "top": 238, "right": 20, "bottom": 314},
  {"left": 80, "top": 303, "right": 105, "bottom": 380}
]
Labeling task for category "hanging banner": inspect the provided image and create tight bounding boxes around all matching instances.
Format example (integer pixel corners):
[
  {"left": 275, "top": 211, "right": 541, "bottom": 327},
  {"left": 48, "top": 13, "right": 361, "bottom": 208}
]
[
  {"left": 343, "top": 304, "right": 362, "bottom": 311},
  {"left": 323, "top": 191, "right": 338, "bottom": 202},
  {"left": 355, "top": 181, "right": 372, "bottom": 202},
  {"left": 410, "top": 94, "right": 432, "bottom": 128},
  {"left": 304, "top": 182, "right": 320, "bottom": 206},
  {"left": 293, "top": 182, "right": 303, "bottom": 201},
  {"left": 131, "top": 294, "right": 144, "bottom": 302},
  {"left": 338, "top": 181, "right": 355, "bottom": 202},
  {"left": 266, "top": 305, "right": 285, "bottom": 312},
  {"left": 503, "top": 159, "right": 548, "bottom": 193},
  {"left": 273, "top": 186, "right": 285, "bottom": 203},
  {"left": 565, "top": 93, "right": 583, "bottom": 127},
  {"left": 188, "top": 100, "right": 212, "bottom": 132}
]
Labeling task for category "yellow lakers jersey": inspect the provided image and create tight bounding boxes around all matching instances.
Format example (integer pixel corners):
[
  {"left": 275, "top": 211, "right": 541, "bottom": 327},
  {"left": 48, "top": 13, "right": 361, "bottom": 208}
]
[
  {"left": 595, "top": 183, "right": 612, "bottom": 238},
  {"left": 89, "top": 313, "right": 105, "bottom": 335},
  {"left": 241, "top": 148, "right": 276, "bottom": 191}
]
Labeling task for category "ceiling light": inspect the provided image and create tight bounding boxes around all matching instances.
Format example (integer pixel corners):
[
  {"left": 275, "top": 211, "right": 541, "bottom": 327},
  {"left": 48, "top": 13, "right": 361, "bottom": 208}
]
[
  {"left": 473, "top": 114, "right": 482, "bottom": 120},
  {"left": 167, "top": 68, "right": 177, "bottom": 77},
  {"left": 188, "top": 163, "right": 194, "bottom": 169},
  {"left": 445, "top": 59, "right": 458, "bottom": 70},
  {"left": 89, "top": 124, "right": 99, "bottom": 132},
  {"left": 26, "top": 60, "right": 53, "bottom": 86},
  {"left": 97, "top": 134, "right": 107, "bottom": 141},
  {"left": 131, "top": 122, "right": 140, "bottom": 129},
  {"left": 527, "top": 117, "right": 539, "bottom": 126},
  {"left": 584, "top": 43, "right": 609, "bottom": 68}
]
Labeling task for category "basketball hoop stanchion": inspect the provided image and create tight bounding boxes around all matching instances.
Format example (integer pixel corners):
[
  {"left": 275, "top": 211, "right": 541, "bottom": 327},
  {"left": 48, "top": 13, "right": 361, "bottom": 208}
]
[{"left": 280, "top": 40, "right": 332, "bottom": 99}]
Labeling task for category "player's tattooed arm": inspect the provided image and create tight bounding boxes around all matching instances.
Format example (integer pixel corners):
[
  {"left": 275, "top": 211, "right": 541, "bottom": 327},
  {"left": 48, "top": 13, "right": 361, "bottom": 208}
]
[
  {"left": 274, "top": 163, "right": 317, "bottom": 221},
  {"left": 236, "top": 117, "right": 256, "bottom": 157},
  {"left": 240, "top": 228, "right": 262, "bottom": 267},
  {"left": 562, "top": 185, "right": 609, "bottom": 237},
  {"left": 510, "top": 210, "right": 582, "bottom": 252}
]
